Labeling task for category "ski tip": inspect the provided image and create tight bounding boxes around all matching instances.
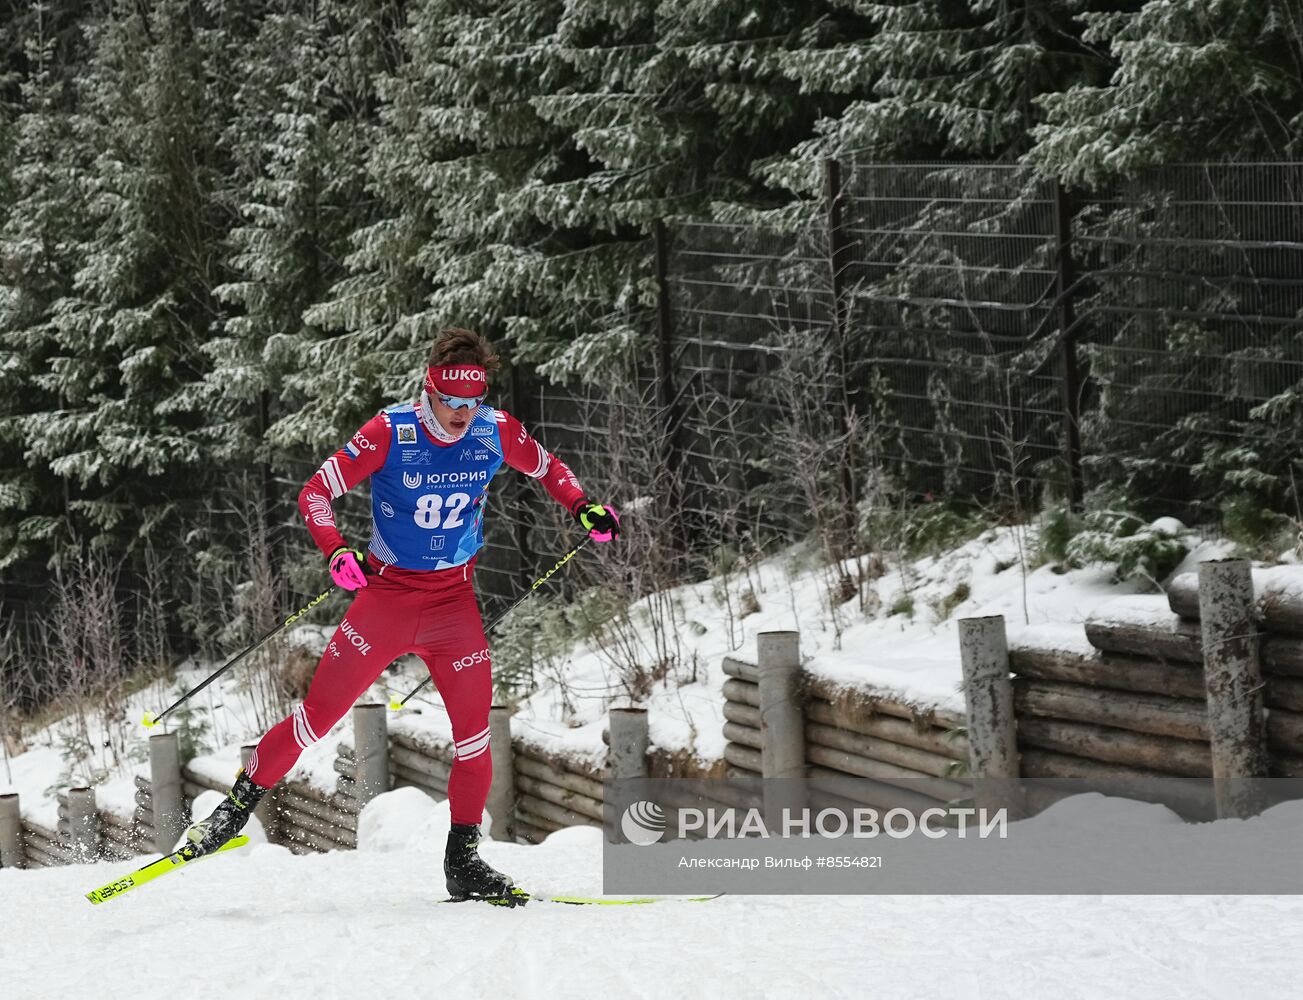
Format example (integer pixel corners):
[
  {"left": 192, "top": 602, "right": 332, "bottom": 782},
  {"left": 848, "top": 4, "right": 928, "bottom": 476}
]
[
  {"left": 83, "top": 834, "right": 254, "bottom": 907},
  {"left": 85, "top": 873, "right": 138, "bottom": 905}
]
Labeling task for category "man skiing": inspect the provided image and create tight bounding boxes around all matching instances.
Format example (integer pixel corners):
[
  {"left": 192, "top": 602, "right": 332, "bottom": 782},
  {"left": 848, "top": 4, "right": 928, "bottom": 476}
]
[{"left": 182, "top": 327, "right": 620, "bottom": 902}]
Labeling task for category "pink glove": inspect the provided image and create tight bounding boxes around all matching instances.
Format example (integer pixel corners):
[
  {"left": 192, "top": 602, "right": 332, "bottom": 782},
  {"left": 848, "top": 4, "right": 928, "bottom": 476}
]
[
  {"left": 329, "top": 547, "right": 368, "bottom": 591},
  {"left": 573, "top": 501, "right": 620, "bottom": 542}
]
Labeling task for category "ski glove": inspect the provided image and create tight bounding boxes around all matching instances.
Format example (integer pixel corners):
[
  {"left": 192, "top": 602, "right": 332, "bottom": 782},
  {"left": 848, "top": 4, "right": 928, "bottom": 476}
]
[
  {"left": 573, "top": 500, "right": 620, "bottom": 542},
  {"left": 328, "top": 547, "right": 368, "bottom": 591}
]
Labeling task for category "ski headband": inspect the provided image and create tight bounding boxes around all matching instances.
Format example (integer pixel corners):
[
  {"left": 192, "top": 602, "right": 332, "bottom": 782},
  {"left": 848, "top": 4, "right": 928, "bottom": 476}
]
[{"left": 425, "top": 365, "right": 488, "bottom": 398}]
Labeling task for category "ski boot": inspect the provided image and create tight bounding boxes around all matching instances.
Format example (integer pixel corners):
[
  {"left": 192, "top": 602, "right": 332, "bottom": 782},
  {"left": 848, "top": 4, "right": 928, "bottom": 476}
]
[
  {"left": 181, "top": 769, "right": 268, "bottom": 859},
  {"left": 445, "top": 823, "right": 524, "bottom": 906}
]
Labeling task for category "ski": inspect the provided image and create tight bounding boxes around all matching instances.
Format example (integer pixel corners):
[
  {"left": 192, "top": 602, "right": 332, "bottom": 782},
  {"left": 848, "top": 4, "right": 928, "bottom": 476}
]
[
  {"left": 441, "top": 888, "right": 723, "bottom": 907},
  {"left": 524, "top": 892, "right": 723, "bottom": 907},
  {"left": 85, "top": 835, "right": 250, "bottom": 905}
]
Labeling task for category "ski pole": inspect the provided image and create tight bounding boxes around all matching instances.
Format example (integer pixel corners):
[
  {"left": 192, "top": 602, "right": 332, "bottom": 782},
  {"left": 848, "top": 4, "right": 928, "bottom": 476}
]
[
  {"left": 389, "top": 535, "right": 592, "bottom": 710},
  {"left": 142, "top": 585, "right": 335, "bottom": 729}
]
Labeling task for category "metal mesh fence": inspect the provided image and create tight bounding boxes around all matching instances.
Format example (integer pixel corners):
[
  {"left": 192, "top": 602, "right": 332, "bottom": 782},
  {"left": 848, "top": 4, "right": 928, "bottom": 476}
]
[
  {"left": 841, "top": 163, "right": 1064, "bottom": 504},
  {"left": 1076, "top": 163, "right": 1303, "bottom": 517},
  {"left": 473, "top": 161, "right": 1303, "bottom": 607}
]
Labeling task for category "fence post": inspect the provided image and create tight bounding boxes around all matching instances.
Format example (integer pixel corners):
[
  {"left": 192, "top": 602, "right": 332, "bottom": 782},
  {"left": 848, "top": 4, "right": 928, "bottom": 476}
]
[
  {"left": 757, "top": 631, "right": 805, "bottom": 830},
  {"left": 958, "top": 616, "right": 1023, "bottom": 819},
  {"left": 653, "top": 219, "right": 690, "bottom": 568},
  {"left": 352, "top": 703, "right": 390, "bottom": 811},
  {"left": 653, "top": 219, "right": 676, "bottom": 429},
  {"left": 1197, "top": 559, "right": 1269, "bottom": 818},
  {"left": 608, "top": 707, "right": 649, "bottom": 782},
  {"left": 507, "top": 365, "right": 535, "bottom": 594},
  {"left": 66, "top": 786, "right": 99, "bottom": 861},
  {"left": 1053, "top": 181, "right": 1084, "bottom": 508},
  {"left": 150, "top": 731, "right": 186, "bottom": 852},
  {"left": 0, "top": 793, "right": 22, "bottom": 868},
  {"left": 487, "top": 705, "right": 517, "bottom": 841},
  {"left": 824, "top": 157, "right": 859, "bottom": 535}
]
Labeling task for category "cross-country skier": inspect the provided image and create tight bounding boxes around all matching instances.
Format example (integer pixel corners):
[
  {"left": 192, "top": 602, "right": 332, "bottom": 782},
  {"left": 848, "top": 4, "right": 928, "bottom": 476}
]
[{"left": 182, "top": 327, "right": 620, "bottom": 901}]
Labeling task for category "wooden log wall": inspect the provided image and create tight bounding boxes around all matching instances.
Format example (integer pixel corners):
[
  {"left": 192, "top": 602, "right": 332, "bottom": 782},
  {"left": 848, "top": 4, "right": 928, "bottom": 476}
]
[
  {"left": 180, "top": 762, "right": 357, "bottom": 856},
  {"left": 720, "top": 655, "right": 970, "bottom": 813},
  {"left": 21, "top": 817, "right": 70, "bottom": 868},
  {"left": 512, "top": 744, "right": 604, "bottom": 843},
  {"left": 9, "top": 716, "right": 619, "bottom": 870},
  {"left": 160, "top": 725, "right": 609, "bottom": 855},
  {"left": 335, "top": 725, "right": 605, "bottom": 847},
  {"left": 8, "top": 784, "right": 153, "bottom": 870},
  {"left": 1009, "top": 567, "right": 1303, "bottom": 783}
]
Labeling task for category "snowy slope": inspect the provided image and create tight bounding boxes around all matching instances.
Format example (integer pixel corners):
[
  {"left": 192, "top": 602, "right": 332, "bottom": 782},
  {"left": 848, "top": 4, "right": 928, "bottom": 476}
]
[
  {"left": 7, "top": 786, "right": 1303, "bottom": 999},
  {"left": 506, "top": 524, "right": 1240, "bottom": 764},
  {"left": 4, "top": 805, "right": 1303, "bottom": 1000}
]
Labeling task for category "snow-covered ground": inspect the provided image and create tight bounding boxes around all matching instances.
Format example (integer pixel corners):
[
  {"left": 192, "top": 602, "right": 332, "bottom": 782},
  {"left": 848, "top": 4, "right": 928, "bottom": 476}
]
[{"left": 4, "top": 788, "right": 1303, "bottom": 1000}]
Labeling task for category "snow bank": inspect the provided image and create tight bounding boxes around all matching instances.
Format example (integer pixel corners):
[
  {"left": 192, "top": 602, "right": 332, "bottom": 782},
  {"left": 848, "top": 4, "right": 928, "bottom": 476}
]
[{"left": 357, "top": 786, "right": 452, "bottom": 853}]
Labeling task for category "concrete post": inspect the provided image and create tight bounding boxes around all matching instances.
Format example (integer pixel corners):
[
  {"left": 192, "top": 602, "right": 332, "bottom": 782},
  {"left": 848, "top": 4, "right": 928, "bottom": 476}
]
[
  {"left": 608, "top": 708, "right": 650, "bottom": 781},
  {"left": 1197, "top": 559, "right": 1269, "bottom": 818},
  {"left": 66, "top": 786, "right": 99, "bottom": 861},
  {"left": 958, "top": 616, "right": 1023, "bottom": 819},
  {"left": 757, "top": 631, "right": 805, "bottom": 830},
  {"left": 486, "top": 705, "right": 517, "bottom": 842},
  {"left": 0, "top": 793, "right": 23, "bottom": 869},
  {"left": 150, "top": 731, "right": 186, "bottom": 852},
  {"left": 352, "top": 703, "right": 390, "bottom": 810}
]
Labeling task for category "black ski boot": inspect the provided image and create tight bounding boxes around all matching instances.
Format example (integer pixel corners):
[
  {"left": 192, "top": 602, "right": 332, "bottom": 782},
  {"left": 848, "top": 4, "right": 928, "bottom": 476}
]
[
  {"left": 445, "top": 823, "right": 522, "bottom": 905},
  {"left": 181, "top": 770, "right": 268, "bottom": 859}
]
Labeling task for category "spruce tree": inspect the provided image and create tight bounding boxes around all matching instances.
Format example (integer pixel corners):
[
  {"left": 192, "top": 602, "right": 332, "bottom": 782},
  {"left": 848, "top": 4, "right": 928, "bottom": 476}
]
[
  {"left": 212, "top": 1, "right": 401, "bottom": 463},
  {"left": 1033, "top": 0, "right": 1303, "bottom": 186},
  {"left": 0, "top": 1, "right": 94, "bottom": 570},
  {"left": 25, "top": 1, "right": 227, "bottom": 555},
  {"left": 769, "top": 0, "right": 1126, "bottom": 176}
]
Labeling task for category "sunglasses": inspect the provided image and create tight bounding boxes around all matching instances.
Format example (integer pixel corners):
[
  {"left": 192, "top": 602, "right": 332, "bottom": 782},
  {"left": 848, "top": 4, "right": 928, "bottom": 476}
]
[{"left": 437, "top": 393, "right": 484, "bottom": 410}]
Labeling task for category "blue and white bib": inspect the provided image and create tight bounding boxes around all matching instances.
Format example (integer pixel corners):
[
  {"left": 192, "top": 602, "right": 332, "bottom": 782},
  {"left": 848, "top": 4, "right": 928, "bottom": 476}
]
[{"left": 367, "top": 404, "right": 505, "bottom": 570}]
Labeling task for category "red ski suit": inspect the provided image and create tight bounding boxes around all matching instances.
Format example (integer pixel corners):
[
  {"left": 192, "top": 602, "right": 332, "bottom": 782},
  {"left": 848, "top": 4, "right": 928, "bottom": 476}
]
[{"left": 244, "top": 403, "right": 585, "bottom": 826}]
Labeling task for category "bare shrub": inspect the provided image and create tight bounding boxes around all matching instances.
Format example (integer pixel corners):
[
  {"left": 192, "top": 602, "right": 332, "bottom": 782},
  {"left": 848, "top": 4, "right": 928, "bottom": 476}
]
[
  {"left": 760, "top": 325, "right": 871, "bottom": 647},
  {"left": 234, "top": 480, "right": 291, "bottom": 733},
  {"left": 549, "top": 357, "right": 692, "bottom": 702},
  {"left": 32, "top": 547, "right": 131, "bottom": 785}
]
